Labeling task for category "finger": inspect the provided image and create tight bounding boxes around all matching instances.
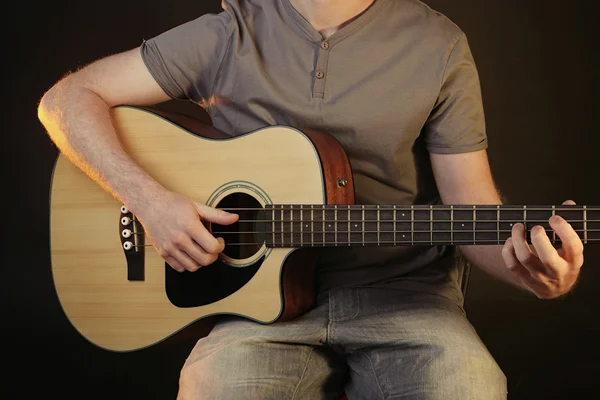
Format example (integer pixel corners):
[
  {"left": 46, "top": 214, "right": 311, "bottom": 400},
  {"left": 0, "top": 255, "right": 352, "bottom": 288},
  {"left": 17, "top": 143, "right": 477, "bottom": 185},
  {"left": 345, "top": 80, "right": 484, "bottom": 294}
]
[
  {"left": 550, "top": 215, "right": 584, "bottom": 267},
  {"left": 182, "top": 239, "right": 218, "bottom": 266},
  {"left": 190, "top": 223, "right": 225, "bottom": 254},
  {"left": 562, "top": 200, "right": 576, "bottom": 206},
  {"left": 196, "top": 204, "right": 239, "bottom": 225},
  {"left": 165, "top": 256, "right": 185, "bottom": 273},
  {"left": 171, "top": 249, "right": 202, "bottom": 272},
  {"left": 503, "top": 239, "right": 558, "bottom": 298},
  {"left": 511, "top": 223, "right": 545, "bottom": 277},
  {"left": 502, "top": 238, "right": 536, "bottom": 287},
  {"left": 530, "top": 225, "right": 565, "bottom": 279}
]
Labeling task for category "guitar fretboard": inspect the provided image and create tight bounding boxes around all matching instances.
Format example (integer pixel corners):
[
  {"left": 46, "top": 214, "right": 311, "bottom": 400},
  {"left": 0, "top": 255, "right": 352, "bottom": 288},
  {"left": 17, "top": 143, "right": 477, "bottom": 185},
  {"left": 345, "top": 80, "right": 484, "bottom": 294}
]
[{"left": 258, "top": 204, "right": 600, "bottom": 247}]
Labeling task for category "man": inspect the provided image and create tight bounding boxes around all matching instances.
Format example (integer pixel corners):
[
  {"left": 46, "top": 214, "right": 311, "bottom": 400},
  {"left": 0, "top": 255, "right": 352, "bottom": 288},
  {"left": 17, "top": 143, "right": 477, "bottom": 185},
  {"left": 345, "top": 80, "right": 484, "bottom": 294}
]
[{"left": 38, "top": 0, "right": 584, "bottom": 398}]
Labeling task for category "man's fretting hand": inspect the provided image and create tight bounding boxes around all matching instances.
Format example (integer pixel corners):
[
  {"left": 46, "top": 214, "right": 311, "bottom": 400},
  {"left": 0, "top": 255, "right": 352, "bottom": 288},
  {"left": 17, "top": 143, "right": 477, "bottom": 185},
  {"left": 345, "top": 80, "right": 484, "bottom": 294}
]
[{"left": 501, "top": 200, "right": 584, "bottom": 299}]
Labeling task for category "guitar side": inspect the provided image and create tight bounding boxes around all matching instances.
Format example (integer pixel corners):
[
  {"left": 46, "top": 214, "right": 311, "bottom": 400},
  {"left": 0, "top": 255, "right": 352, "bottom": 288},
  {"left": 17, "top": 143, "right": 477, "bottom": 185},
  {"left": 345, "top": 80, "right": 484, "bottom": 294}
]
[{"left": 49, "top": 106, "right": 353, "bottom": 351}]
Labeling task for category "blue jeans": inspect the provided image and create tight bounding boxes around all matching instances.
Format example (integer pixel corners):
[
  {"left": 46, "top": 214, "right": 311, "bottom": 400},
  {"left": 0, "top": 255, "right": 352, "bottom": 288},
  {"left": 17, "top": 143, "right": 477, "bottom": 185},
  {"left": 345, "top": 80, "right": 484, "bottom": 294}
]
[{"left": 178, "top": 287, "right": 507, "bottom": 399}]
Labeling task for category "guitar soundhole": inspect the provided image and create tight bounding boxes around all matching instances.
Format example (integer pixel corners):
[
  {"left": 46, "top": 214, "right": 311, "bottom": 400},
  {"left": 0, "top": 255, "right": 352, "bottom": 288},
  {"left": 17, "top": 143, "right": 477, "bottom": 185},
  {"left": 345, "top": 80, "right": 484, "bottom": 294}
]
[{"left": 211, "top": 193, "right": 266, "bottom": 262}]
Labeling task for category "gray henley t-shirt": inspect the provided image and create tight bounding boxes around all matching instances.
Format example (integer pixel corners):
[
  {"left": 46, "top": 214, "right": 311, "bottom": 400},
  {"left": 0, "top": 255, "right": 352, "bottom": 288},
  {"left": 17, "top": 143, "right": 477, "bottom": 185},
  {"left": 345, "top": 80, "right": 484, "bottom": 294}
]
[{"left": 141, "top": 0, "right": 488, "bottom": 304}]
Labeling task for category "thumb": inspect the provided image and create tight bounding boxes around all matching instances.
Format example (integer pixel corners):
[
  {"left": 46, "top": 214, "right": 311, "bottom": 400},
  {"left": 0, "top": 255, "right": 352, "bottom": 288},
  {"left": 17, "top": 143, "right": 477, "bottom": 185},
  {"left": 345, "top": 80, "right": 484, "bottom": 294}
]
[{"left": 195, "top": 203, "right": 239, "bottom": 225}]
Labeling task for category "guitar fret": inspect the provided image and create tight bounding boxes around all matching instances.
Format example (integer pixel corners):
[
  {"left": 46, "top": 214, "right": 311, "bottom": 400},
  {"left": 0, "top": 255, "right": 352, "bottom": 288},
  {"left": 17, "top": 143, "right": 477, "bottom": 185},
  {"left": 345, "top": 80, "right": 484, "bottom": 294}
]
[
  {"left": 429, "top": 205, "right": 433, "bottom": 245},
  {"left": 300, "top": 207, "right": 303, "bottom": 247},
  {"left": 551, "top": 205, "right": 556, "bottom": 244},
  {"left": 451, "top": 205, "right": 454, "bottom": 244},
  {"left": 348, "top": 205, "right": 351, "bottom": 244},
  {"left": 584, "top": 205, "right": 588, "bottom": 244},
  {"left": 393, "top": 205, "right": 397, "bottom": 245},
  {"left": 523, "top": 205, "right": 527, "bottom": 242},
  {"left": 280, "top": 205, "right": 284, "bottom": 247},
  {"left": 362, "top": 206, "right": 366, "bottom": 246},
  {"left": 497, "top": 205, "right": 500, "bottom": 245},
  {"left": 410, "top": 205, "right": 414, "bottom": 245},
  {"left": 322, "top": 206, "right": 326, "bottom": 246},
  {"left": 377, "top": 205, "right": 381, "bottom": 245},
  {"left": 334, "top": 205, "right": 338, "bottom": 246},
  {"left": 473, "top": 205, "right": 476, "bottom": 245}
]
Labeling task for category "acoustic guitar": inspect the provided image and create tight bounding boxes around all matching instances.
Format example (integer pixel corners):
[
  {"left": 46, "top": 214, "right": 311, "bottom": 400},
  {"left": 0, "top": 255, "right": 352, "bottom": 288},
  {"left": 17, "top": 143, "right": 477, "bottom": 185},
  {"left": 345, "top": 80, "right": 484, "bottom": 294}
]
[{"left": 49, "top": 106, "right": 599, "bottom": 351}]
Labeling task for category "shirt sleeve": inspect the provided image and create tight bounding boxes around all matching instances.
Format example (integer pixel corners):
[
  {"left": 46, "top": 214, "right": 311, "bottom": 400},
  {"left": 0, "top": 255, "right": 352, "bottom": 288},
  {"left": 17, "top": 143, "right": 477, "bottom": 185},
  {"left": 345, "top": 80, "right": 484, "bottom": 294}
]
[
  {"left": 140, "top": 8, "right": 233, "bottom": 104},
  {"left": 424, "top": 33, "right": 488, "bottom": 154}
]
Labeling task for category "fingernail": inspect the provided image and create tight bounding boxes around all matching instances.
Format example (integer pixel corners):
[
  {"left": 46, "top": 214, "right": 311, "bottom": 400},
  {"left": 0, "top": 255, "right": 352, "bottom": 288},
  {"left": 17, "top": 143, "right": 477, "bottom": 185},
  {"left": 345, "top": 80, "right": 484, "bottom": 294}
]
[{"left": 533, "top": 225, "right": 544, "bottom": 235}]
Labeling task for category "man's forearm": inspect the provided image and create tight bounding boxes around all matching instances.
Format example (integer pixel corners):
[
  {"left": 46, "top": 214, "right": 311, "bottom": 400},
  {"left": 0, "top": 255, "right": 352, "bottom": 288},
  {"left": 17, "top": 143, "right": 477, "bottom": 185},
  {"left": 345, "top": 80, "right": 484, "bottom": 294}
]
[
  {"left": 459, "top": 244, "right": 529, "bottom": 291},
  {"left": 38, "top": 74, "right": 165, "bottom": 214}
]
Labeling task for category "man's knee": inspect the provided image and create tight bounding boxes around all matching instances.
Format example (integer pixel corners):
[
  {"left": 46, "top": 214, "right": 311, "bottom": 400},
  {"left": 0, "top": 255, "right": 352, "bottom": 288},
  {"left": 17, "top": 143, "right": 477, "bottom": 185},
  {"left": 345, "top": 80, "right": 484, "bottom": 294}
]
[
  {"left": 436, "top": 342, "right": 507, "bottom": 399},
  {"left": 177, "top": 338, "right": 259, "bottom": 399},
  {"left": 177, "top": 356, "right": 222, "bottom": 399},
  {"left": 177, "top": 338, "right": 337, "bottom": 400},
  {"left": 352, "top": 340, "right": 507, "bottom": 399}
]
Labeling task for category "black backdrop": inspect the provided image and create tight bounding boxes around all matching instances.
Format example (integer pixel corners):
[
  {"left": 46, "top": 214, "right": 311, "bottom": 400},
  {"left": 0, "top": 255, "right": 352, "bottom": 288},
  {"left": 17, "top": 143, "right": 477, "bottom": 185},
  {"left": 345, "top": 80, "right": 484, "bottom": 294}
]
[{"left": 4, "top": 1, "right": 598, "bottom": 398}]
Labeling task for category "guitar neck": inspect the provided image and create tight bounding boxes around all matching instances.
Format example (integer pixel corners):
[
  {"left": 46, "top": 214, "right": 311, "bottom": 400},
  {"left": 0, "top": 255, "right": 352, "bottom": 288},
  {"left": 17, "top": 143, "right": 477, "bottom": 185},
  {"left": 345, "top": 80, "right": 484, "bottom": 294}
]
[{"left": 261, "top": 204, "right": 600, "bottom": 247}]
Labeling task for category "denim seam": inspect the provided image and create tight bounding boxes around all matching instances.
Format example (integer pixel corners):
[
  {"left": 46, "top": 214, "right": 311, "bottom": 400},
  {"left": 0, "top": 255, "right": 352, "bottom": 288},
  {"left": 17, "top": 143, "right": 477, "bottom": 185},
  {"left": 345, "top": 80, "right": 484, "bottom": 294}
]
[
  {"left": 290, "top": 347, "right": 314, "bottom": 400},
  {"left": 330, "top": 289, "right": 361, "bottom": 322},
  {"left": 364, "top": 351, "right": 386, "bottom": 400}
]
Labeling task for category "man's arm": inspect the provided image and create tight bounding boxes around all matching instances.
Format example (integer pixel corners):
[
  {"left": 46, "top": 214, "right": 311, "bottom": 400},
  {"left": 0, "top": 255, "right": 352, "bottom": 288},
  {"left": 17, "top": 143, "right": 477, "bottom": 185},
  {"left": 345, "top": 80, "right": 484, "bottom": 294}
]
[
  {"left": 38, "top": 48, "right": 171, "bottom": 210},
  {"left": 430, "top": 150, "right": 584, "bottom": 298},
  {"left": 38, "top": 48, "right": 237, "bottom": 272}
]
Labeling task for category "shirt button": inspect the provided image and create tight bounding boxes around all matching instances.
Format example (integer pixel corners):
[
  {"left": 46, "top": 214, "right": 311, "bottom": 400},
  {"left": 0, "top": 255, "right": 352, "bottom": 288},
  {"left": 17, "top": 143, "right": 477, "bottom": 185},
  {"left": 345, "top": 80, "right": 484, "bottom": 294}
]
[
  {"left": 320, "top": 41, "right": 330, "bottom": 50},
  {"left": 315, "top": 70, "right": 325, "bottom": 79}
]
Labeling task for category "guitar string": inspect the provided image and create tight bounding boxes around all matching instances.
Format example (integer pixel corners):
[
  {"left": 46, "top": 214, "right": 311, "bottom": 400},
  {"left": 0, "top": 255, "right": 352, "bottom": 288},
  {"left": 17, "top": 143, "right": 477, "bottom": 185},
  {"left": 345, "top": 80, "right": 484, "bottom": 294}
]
[
  {"left": 128, "top": 228, "right": 600, "bottom": 235},
  {"left": 212, "top": 206, "right": 600, "bottom": 211},
  {"left": 132, "top": 238, "right": 600, "bottom": 248},
  {"left": 229, "top": 218, "right": 597, "bottom": 223}
]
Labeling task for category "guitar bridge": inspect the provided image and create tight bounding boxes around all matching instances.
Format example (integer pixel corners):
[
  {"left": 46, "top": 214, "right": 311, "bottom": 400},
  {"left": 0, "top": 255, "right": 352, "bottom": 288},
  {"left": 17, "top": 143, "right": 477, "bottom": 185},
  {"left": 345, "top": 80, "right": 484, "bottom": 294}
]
[{"left": 119, "top": 205, "right": 145, "bottom": 281}]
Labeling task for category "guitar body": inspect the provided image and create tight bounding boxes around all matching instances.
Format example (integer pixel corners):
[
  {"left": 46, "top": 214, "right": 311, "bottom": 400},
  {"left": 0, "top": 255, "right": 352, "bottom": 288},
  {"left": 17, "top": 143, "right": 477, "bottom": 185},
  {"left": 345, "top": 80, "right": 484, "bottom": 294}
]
[{"left": 50, "top": 106, "right": 354, "bottom": 351}]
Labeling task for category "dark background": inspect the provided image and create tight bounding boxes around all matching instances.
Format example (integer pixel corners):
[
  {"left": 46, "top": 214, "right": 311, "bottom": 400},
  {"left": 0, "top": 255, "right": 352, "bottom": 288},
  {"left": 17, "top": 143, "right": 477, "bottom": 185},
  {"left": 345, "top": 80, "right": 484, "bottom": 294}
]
[{"left": 4, "top": 0, "right": 598, "bottom": 398}]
